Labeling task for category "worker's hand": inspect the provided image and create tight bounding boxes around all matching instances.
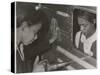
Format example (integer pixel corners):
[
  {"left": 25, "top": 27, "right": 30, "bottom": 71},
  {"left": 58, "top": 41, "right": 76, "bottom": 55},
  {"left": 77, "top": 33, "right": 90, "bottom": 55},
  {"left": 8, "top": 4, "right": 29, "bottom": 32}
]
[
  {"left": 33, "top": 56, "right": 45, "bottom": 72},
  {"left": 85, "top": 51, "right": 93, "bottom": 57}
]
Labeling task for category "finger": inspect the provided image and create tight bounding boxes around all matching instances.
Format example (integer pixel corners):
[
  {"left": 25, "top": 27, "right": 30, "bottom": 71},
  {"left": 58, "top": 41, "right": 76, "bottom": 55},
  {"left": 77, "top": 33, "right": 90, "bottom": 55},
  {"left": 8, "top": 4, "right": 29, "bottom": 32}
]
[
  {"left": 34, "top": 56, "right": 39, "bottom": 65},
  {"left": 39, "top": 59, "right": 48, "bottom": 66},
  {"left": 57, "top": 58, "right": 63, "bottom": 63}
]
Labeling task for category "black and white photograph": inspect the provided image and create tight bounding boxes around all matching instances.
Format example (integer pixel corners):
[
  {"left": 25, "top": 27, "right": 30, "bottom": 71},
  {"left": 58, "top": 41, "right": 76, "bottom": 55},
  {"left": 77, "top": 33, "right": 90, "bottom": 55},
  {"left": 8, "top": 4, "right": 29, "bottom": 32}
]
[{"left": 11, "top": 1, "right": 97, "bottom": 73}]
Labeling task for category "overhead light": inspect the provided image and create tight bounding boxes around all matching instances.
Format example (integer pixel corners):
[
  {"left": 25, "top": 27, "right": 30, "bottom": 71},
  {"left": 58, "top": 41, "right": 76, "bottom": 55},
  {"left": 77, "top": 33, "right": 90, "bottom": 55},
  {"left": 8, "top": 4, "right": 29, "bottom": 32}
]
[
  {"left": 35, "top": 4, "right": 41, "bottom": 10},
  {"left": 56, "top": 11, "right": 70, "bottom": 17}
]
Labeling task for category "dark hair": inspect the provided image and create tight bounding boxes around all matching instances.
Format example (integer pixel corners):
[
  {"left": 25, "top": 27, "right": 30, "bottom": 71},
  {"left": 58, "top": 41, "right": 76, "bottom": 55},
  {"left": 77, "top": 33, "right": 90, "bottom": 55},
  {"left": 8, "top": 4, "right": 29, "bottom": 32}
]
[
  {"left": 16, "top": 3, "right": 49, "bottom": 28},
  {"left": 77, "top": 9, "right": 96, "bottom": 24}
]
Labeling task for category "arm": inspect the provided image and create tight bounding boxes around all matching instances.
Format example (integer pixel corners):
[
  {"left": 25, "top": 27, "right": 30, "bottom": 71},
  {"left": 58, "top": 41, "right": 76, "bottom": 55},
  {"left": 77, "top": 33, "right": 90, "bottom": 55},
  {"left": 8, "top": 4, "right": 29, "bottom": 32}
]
[
  {"left": 75, "top": 31, "right": 81, "bottom": 48},
  {"left": 91, "top": 41, "right": 96, "bottom": 59}
]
